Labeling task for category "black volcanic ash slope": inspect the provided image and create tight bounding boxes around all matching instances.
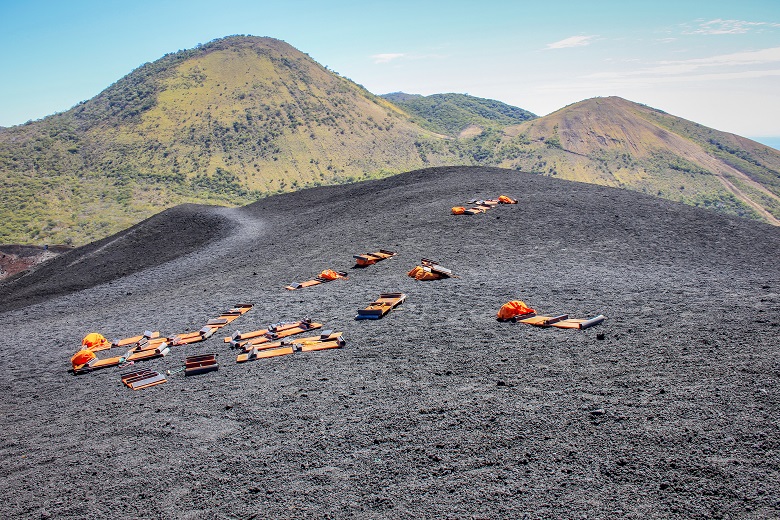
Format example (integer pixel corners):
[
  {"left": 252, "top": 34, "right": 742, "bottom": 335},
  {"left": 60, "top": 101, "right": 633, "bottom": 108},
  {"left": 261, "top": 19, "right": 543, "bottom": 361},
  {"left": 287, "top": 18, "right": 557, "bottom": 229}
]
[{"left": 1, "top": 166, "right": 778, "bottom": 519}]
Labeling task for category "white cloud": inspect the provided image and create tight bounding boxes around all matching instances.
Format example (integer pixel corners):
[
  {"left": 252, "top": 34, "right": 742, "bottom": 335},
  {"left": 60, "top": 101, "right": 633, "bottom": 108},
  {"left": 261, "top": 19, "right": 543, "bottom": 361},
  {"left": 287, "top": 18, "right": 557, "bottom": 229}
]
[
  {"left": 581, "top": 47, "right": 780, "bottom": 81},
  {"left": 545, "top": 35, "right": 595, "bottom": 50},
  {"left": 688, "top": 18, "right": 780, "bottom": 35},
  {"left": 371, "top": 53, "right": 405, "bottom": 64}
]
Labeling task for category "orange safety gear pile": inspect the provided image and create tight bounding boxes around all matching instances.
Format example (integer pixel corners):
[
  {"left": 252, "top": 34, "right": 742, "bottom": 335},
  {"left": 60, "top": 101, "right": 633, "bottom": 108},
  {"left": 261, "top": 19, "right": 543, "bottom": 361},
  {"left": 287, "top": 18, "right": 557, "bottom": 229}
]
[
  {"left": 71, "top": 349, "right": 97, "bottom": 369},
  {"left": 497, "top": 300, "right": 535, "bottom": 320},
  {"left": 318, "top": 269, "right": 345, "bottom": 281},
  {"left": 82, "top": 332, "right": 110, "bottom": 350},
  {"left": 451, "top": 206, "right": 466, "bottom": 215},
  {"left": 407, "top": 265, "right": 443, "bottom": 281},
  {"left": 498, "top": 195, "right": 517, "bottom": 204}
]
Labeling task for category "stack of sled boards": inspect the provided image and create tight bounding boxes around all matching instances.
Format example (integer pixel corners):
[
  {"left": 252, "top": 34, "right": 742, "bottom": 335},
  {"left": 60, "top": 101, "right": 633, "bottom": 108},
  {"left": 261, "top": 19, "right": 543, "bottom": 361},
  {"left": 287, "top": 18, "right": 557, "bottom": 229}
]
[
  {"left": 226, "top": 319, "right": 323, "bottom": 349},
  {"left": 184, "top": 354, "right": 219, "bottom": 376},
  {"left": 517, "top": 314, "right": 605, "bottom": 329},
  {"left": 237, "top": 331, "right": 345, "bottom": 362},
  {"left": 356, "top": 292, "right": 406, "bottom": 320},
  {"left": 353, "top": 249, "right": 396, "bottom": 267},
  {"left": 121, "top": 369, "right": 167, "bottom": 390}
]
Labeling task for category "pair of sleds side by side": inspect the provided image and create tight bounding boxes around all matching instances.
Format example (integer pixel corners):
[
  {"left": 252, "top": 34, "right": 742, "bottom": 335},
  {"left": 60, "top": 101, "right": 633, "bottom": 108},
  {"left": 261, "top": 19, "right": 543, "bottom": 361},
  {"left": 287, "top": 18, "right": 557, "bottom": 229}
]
[
  {"left": 229, "top": 320, "right": 324, "bottom": 350},
  {"left": 170, "top": 303, "right": 254, "bottom": 346},
  {"left": 353, "top": 249, "right": 396, "bottom": 267},
  {"left": 237, "top": 331, "right": 345, "bottom": 363},
  {"left": 355, "top": 292, "right": 406, "bottom": 320},
  {"left": 453, "top": 195, "right": 517, "bottom": 215},
  {"left": 223, "top": 319, "right": 310, "bottom": 343},
  {"left": 73, "top": 343, "right": 172, "bottom": 375},
  {"left": 108, "top": 330, "right": 160, "bottom": 351}
]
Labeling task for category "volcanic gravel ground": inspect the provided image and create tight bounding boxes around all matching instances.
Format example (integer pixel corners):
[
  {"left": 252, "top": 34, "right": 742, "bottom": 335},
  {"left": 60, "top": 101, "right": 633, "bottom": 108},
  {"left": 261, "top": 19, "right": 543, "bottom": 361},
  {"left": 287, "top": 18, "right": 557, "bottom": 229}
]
[{"left": 1, "top": 166, "right": 778, "bottom": 519}]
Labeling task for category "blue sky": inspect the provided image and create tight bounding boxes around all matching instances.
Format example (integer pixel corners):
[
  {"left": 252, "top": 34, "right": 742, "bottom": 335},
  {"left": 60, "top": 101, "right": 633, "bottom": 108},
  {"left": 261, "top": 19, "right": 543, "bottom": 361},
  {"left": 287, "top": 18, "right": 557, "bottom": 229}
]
[{"left": 1, "top": 0, "right": 779, "bottom": 144}]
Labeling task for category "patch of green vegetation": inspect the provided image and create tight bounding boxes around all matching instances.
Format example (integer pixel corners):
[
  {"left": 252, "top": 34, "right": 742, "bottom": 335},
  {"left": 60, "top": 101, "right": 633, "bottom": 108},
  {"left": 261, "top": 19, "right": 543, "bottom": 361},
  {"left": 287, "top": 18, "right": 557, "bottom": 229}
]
[{"left": 382, "top": 92, "right": 536, "bottom": 136}]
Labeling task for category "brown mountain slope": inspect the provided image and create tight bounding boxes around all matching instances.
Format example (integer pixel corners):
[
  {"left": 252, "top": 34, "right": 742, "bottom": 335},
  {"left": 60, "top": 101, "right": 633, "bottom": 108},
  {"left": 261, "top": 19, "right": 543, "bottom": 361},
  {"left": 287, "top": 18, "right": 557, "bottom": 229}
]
[
  {"left": 3, "top": 37, "right": 780, "bottom": 247},
  {"left": 495, "top": 97, "right": 780, "bottom": 224},
  {"left": 0, "top": 36, "right": 456, "bottom": 245}
]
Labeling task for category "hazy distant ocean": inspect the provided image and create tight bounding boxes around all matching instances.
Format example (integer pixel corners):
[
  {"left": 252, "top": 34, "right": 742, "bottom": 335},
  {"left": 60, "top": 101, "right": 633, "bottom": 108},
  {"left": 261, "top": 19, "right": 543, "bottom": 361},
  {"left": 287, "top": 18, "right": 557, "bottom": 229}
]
[{"left": 750, "top": 137, "right": 780, "bottom": 151}]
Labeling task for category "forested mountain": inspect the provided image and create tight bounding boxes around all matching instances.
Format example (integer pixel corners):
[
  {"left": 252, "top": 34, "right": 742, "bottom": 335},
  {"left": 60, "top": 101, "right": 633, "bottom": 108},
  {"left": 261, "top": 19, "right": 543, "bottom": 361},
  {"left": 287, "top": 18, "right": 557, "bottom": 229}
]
[
  {"left": 2, "top": 36, "right": 779, "bottom": 246},
  {"left": 380, "top": 92, "right": 537, "bottom": 136}
]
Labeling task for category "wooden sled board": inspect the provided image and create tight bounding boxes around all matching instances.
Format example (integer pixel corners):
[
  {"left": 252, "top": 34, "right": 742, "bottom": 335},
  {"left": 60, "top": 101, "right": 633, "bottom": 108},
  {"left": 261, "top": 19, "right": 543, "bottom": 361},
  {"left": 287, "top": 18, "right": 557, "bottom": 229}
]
[
  {"left": 237, "top": 333, "right": 344, "bottom": 362},
  {"left": 106, "top": 331, "right": 160, "bottom": 350},
  {"left": 237, "top": 345, "right": 296, "bottom": 362},
  {"left": 223, "top": 320, "right": 311, "bottom": 343},
  {"left": 204, "top": 304, "right": 253, "bottom": 328},
  {"left": 132, "top": 336, "right": 169, "bottom": 352},
  {"left": 236, "top": 322, "right": 324, "bottom": 350},
  {"left": 184, "top": 354, "right": 219, "bottom": 376},
  {"left": 356, "top": 292, "right": 406, "bottom": 320},
  {"left": 354, "top": 249, "right": 396, "bottom": 267},
  {"left": 285, "top": 271, "right": 347, "bottom": 291},
  {"left": 171, "top": 326, "right": 217, "bottom": 346},
  {"left": 239, "top": 331, "right": 342, "bottom": 353},
  {"left": 518, "top": 314, "right": 569, "bottom": 327},
  {"left": 298, "top": 335, "right": 345, "bottom": 352},
  {"left": 127, "top": 345, "right": 171, "bottom": 362},
  {"left": 121, "top": 369, "right": 167, "bottom": 390},
  {"left": 73, "top": 345, "right": 170, "bottom": 374},
  {"left": 420, "top": 258, "right": 453, "bottom": 277},
  {"left": 551, "top": 315, "right": 606, "bottom": 329}
]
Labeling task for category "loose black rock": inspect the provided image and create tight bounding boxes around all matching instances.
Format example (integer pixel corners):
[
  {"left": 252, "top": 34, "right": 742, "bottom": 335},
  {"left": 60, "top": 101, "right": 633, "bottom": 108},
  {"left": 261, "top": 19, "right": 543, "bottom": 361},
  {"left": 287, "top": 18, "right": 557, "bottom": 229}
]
[{"left": 1, "top": 166, "right": 778, "bottom": 518}]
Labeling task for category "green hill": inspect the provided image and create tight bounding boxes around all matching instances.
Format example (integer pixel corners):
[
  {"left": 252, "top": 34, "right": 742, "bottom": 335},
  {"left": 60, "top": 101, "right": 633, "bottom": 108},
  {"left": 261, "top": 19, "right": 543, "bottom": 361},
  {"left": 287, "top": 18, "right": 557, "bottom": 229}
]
[
  {"left": 0, "top": 36, "right": 460, "bottom": 245},
  {"left": 488, "top": 97, "right": 780, "bottom": 224},
  {"left": 381, "top": 92, "right": 537, "bottom": 137},
  {"left": 2, "top": 37, "right": 779, "bottom": 247}
]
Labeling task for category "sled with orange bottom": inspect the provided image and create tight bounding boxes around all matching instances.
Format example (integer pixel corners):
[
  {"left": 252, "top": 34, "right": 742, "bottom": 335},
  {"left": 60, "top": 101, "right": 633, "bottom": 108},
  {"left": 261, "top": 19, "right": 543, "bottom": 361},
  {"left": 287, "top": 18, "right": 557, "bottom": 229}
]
[
  {"left": 237, "top": 331, "right": 345, "bottom": 362},
  {"left": 170, "top": 304, "right": 254, "bottom": 345},
  {"left": 356, "top": 292, "right": 406, "bottom": 320},
  {"left": 353, "top": 249, "right": 396, "bottom": 267},
  {"left": 112, "top": 331, "right": 160, "bottom": 348},
  {"left": 285, "top": 270, "right": 347, "bottom": 290},
  {"left": 232, "top": 320, "right": 324, "bottom": 350},
  {"left": 72, "top": 343, "right": 171, "bottom": 375},
  {"left": 223, "top": 320, "right": 310, "bottom": 343},
  {"left": 518, "top": 314, "right": 605, "bottom": 329}
]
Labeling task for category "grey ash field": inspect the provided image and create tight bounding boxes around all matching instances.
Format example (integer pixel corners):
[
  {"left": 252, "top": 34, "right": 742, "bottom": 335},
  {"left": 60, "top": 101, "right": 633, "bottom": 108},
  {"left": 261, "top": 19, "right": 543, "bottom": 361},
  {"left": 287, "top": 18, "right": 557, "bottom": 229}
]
[{"left": 1, "top": 166, "right": 779, "bottom": 519}]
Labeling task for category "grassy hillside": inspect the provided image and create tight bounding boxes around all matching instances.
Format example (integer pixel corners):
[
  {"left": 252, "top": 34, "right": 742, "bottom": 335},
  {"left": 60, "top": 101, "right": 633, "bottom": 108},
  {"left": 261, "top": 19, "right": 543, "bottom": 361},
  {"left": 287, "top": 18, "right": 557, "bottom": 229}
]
[
  {"left": 381, "top": 92, "right": 537, "bottom": 137},
  {"left": 483, "top": 97, "right": 780, "bottom": 223},
  {"left": 2, "top": 38, "right": 780, "bottom": 247},
  {"left": 0, "top": 36, "right": 459, "bottom": 245}
]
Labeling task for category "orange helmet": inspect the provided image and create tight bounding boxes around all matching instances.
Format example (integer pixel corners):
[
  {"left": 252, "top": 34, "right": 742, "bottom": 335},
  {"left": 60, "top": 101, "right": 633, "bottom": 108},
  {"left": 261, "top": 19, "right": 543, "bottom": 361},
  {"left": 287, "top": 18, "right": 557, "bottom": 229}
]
[
  {"left": 71, "top": 349, "right": 97, "bottom": 369},
  {"left": 82, "top": 333, "right": 110, "bottom": 350}
]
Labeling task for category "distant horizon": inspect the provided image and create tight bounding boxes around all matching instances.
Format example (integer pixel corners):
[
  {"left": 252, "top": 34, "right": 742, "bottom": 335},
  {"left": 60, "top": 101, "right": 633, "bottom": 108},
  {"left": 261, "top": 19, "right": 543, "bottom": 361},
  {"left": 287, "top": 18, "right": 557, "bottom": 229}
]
[{"left": 1, "top": 1, "right": 779, "bottom": 137}]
